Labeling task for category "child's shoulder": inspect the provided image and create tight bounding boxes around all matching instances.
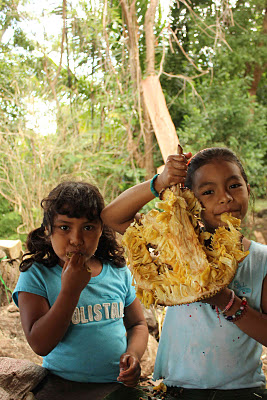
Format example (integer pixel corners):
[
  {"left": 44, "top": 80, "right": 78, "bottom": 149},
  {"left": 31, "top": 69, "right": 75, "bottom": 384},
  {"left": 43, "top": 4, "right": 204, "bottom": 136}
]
[
  {"left": 105, "top": 261, "right": 128, "bottom": 273},
  {"left": 20, "top": 261, "right": 43, "bottom": 274},
  {"left": 20, "top": 262, "right": 60, "bottom": 279},
  {"left": 104, "top": 262, "right": 132, "bottom": 279},
  {"left": 245, "top": 240, "right": 267, "bottom": 268},
  {"left": 249, "top": 240, "right": 267, "bottom": 253}
]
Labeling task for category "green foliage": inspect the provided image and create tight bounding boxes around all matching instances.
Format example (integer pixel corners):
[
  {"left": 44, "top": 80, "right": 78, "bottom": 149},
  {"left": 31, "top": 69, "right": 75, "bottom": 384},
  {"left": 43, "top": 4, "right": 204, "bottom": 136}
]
[
  {"left": 177, "top": 78, "right": 266, "bottom": 197},
  {"left": 0, "top": 0, "right": 37, "bottom": 132},
  {"left": 0, "top": 123, "right": 147, "bottom": 234},
  {"left": 161, "top": 0, "right": 266, "bottom": 198},
  {"left": 0, "top": 0, "right": 266, "bottom": 239},
  {"left": 0, "top": 0, "right": 20, "bottom": 30},
  {"left": 0, "top": 196, "right": 24, "bottom": 240},
  {"left": 13, "top": 28, "right": 35, "bottom": 51}
]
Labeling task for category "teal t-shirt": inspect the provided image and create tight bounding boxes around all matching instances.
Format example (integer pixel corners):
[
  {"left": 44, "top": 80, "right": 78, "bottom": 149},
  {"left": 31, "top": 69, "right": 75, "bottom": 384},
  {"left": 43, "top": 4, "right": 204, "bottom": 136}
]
[
  {"left": 13, "top": 262, "right": 136, "bottom": 382},
  {"left": 153, "top": 241, "right": 267, "bottom": 389}
]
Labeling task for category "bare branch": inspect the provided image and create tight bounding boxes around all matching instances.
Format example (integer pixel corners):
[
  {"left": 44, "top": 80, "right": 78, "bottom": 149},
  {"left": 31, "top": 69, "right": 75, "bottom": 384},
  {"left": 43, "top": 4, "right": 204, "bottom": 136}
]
[
  {"left": 169, "top": 26, "right": 207, "bottom": 73},
  {"left": 162, "top": 70, "right": 208, "bottom": 110},
  {"left": 52, "top": 0, "right": 66, "bottom": 85},
  {"left": 103, "top": 0, "right": 123, "bottom": 94},
  {"left": 158, "top": 40, "right": 166, "bottom": 77}
]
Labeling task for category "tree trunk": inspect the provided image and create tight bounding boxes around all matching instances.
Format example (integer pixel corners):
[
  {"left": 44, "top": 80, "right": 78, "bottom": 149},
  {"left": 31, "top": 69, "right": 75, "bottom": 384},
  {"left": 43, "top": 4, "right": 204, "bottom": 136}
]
[
  {"left": 142, "top": 100, "right": 155, "bottom": 178},
  {"left": 247, "top": 7, "right": 267, "bottom": 98},
  {"left": 120, "top": 0, "right": 159, "bottom": 178},
  {"left": 248, "top": 63, "right": 264, "bottom": 97},
  {"left": 145, "top": 0, "right": 158, "bottom": 76},
  {"left": 143, "top": 0, "right": 159, "bottom": 178}
]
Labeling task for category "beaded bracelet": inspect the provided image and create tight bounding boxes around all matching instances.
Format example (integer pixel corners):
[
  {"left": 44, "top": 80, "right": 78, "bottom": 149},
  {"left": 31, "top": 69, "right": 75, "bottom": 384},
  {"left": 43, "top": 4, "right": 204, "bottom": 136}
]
[
  {"left": 215, "top": 289, "right": 235, "bottom": 317},
  {"left": 225, "top": 297, "right": 248, "bottom": 322},
  {"left": 150, "top": 174, "right": 160, "bottom": 197},
  {"left": 220, "top": 289, "right": 235, "bottom": 315}
]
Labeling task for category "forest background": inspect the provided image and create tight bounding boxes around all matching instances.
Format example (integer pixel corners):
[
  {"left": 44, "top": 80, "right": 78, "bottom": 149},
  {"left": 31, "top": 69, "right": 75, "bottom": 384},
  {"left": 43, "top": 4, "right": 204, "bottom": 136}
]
[{"left": 0, "top": 0, "right": 266, "bottom": 243}]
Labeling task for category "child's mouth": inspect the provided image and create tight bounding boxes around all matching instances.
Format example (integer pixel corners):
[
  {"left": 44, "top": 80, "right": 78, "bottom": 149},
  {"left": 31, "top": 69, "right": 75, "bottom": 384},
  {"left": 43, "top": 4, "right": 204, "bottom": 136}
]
[
  {"left": 65, "top": 252, "right": 92, "bottom": 273},
  {"left": 66, "top": 251, "right": 83, "bottom": 259}
]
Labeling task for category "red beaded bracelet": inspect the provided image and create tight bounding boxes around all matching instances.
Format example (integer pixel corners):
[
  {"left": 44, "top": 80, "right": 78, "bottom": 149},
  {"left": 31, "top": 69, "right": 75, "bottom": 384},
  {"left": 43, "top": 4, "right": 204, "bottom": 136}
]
[
  {"left": 216, "top": 289, "right": 235, "bottom": 315},
  {"left": 225, "top": 297, "right": 248, "bottom": 322}
]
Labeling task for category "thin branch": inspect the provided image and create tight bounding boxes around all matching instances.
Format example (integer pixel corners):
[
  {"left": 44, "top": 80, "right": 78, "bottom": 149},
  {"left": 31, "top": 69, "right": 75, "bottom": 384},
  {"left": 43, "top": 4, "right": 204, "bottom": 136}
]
[
  {"left": 103, "top": 0, "right": 123, "bottom": 94},
  {"left": 170, "top": 26, "right": 207, "bottom": 73},
  {"left": 158, "top": 40, "right": 166, "bottom": 77},
  {"left": 162, "top": 70, "right": 208, "bottom": 110}
]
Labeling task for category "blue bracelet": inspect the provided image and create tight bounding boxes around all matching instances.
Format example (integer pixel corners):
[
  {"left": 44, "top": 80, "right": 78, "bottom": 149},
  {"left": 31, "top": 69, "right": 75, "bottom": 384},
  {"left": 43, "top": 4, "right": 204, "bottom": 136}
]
[{"left": 150, "top": 174, "right": 159, "bottom": 197}]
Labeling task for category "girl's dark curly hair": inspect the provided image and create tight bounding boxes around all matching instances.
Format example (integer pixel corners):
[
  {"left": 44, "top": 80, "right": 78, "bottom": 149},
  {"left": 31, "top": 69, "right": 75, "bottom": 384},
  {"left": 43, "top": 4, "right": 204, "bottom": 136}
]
[
  {"left": 185, "top": 147, "right": 248, "bottom": 190},
  {"left": 20, "top": 181, "right": 125, "bottom": 271}
]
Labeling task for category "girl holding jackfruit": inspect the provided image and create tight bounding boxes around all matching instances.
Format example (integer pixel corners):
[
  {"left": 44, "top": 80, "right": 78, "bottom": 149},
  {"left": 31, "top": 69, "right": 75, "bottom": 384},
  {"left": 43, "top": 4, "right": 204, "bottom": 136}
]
[{"left": 101, "top": 147, "right": 267, "bottom": 400}]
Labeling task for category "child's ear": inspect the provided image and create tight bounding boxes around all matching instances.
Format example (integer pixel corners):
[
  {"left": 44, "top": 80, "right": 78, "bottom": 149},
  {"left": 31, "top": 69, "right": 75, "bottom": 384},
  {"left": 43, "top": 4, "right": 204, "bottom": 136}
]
[{"left": 247, "top": 183, "right": 251, "bottom": 196}]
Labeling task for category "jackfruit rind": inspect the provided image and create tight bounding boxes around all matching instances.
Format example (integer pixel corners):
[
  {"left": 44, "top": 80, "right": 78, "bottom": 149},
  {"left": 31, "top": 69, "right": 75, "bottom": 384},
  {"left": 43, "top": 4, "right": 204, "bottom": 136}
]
[{"left": 122, "top": 186, "right": 249, "bottom": 308}]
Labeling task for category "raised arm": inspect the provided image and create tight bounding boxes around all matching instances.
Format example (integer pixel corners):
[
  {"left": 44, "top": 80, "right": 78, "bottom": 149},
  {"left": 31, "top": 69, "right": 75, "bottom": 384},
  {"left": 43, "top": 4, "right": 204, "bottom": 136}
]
[{"left": 101, "top": 151, "right": 192, "bottom": 234}]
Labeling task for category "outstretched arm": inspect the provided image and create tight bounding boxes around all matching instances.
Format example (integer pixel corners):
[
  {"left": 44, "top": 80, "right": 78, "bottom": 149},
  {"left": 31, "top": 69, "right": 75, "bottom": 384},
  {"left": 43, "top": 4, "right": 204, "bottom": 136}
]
[
  {"left": 118, "top": 298, "right": 149, "bottom": 387},
  {"left": 101, "top": 151, "right": 192, "bottom": 234}
]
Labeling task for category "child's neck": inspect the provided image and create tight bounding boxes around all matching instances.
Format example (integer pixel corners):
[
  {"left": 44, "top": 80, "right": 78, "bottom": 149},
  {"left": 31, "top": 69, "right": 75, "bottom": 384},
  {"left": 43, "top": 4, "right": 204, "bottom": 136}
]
[
  {"left": 242, "top": 236, "right": 251, "bottom": 252},
  {"left": 88, "top": 257, "right": 103, "bottom": 277}
]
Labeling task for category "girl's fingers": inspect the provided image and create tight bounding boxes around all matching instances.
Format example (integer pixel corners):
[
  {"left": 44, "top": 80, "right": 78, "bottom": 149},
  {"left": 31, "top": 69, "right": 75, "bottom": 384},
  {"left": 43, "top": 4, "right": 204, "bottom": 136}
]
[
  {"left": 162, "top": 157, "right": 188, "bottom": 186},
  {"left": 118, "top": 354, "right": 141, "bottom": 387},
  {"left": 61, "top": 253, "right": 92, "bottom": 294},
  {"left": 118, "top": 370, "right": 140, "bottom": 387},
  {"left": 63, "top": 253, "right": 87, "bottom": 273},
  {"left": 155, "top": 150, "right": 192, "bottom": 192},
  {"left": 165, "top": 155, "right": 188, "bottom": 172}
]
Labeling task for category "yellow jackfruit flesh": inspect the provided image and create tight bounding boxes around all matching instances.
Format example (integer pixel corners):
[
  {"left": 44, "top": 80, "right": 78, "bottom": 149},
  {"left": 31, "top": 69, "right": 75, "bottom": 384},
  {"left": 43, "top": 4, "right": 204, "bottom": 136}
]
[{"left": 122, "top": 186, "right": 249, "bottom": 308}]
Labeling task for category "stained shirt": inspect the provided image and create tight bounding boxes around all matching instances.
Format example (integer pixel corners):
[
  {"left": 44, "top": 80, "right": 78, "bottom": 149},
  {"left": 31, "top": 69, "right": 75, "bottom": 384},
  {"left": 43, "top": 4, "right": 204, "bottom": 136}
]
[{"left": 153, "top": 241, "right": 267, "bottom": 389}]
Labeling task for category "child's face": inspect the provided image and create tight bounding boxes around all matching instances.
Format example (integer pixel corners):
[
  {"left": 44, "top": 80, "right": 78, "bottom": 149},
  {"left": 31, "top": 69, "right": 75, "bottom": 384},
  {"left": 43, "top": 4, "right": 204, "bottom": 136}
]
[
  {"left": 192, "top": 159, "right": 250, "bottom": 232},
  {"left": 50, "top": 214, "right": 103, "bottom": 267}
]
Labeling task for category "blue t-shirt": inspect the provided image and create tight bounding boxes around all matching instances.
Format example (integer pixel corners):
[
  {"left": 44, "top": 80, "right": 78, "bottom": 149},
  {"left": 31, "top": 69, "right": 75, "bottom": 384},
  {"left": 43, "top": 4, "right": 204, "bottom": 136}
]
[
  {"left": 13, "top": 262, "right": 136, "bottom": 382},
  {"left": 153, "top": 241, "right": 267, "bottom": 389}
]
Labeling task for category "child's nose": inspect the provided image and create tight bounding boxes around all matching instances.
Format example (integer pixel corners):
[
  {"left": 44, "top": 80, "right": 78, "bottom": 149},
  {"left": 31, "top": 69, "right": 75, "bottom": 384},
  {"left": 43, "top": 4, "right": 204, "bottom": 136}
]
[
  {"left": 69, "top": 231, "right": 84, "bottom": 246},
  {"left": 219, "top": 190, "right": 233, "bottom": 203}
]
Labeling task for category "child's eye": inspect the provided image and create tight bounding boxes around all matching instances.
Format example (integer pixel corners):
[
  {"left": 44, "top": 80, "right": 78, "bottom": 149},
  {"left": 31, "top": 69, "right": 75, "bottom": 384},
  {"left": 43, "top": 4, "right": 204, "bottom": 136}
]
[
  {"left": 202, "top": 190, "right": 214, "bottom": 195},
  {"left": 84, "top": 225, "right": 94, "bottom": 231},
  {"left": 230, "top": 183, "right": 242, "bottom": 189},
  {"left": 59, "top": 225, "right": 69, "bottom": 231}
]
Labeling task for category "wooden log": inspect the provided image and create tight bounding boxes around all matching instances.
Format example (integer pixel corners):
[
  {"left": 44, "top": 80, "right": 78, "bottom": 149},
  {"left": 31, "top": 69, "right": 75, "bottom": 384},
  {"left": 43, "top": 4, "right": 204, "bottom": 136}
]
[
  {"left": 0, "top": 259, "right": 20, "bottom": 306},
  {"left": 142, "top": 75, "right": 179, "bottom": 173},
  {"left": 0, "top": 240, "right": 23, "bottom": 260},
  {"left": 0, "top": 240, "right": 22, "bottom": 306}
]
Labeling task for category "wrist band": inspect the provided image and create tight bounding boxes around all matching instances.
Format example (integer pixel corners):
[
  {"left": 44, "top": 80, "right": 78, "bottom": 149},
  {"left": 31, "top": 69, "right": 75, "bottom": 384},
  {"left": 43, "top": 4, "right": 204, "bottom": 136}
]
[
  {"left": 215, "top": 289, "right": 235, "bottom": 319},
  {"left": 225, "top": 297, "right": 248, "bottom": 322},
  {"left": 220, "top": 290, "right": 235, "bottom": 315},
  {"left": 150, "top": 174, "right": 159, "bottom": 197}
]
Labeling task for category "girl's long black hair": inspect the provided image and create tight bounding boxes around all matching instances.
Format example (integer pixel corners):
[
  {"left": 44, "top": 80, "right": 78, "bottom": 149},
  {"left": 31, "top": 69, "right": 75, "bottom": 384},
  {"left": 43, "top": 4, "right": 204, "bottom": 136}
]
[
  {"left": 185, "top": 147, "right": 248, "bottom": 189},
  {"left": 20, "top": 181, "right": 125, "bottom": 271}
]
